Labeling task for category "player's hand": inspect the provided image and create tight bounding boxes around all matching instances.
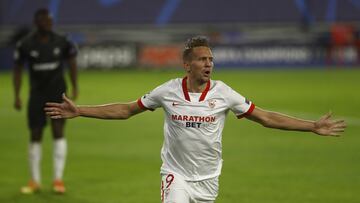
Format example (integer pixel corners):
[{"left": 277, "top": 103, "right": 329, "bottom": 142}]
[
  {"left": 14, "top": 97, "right": 22, "bottom": 111},
  {"left": 313, "top": 112, "right": 346, "bottom": 137},
  {"left": 44, "top": 93, "right": 79, "bottom": 119}
]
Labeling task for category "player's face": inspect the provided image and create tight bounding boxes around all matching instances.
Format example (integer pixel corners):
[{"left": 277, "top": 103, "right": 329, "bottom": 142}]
[
  {"left": 184, "top": 46, "right": 214, "bottom": 83},
  {"left": 35, "top": 14, "right": 53, "bottom": 33}
]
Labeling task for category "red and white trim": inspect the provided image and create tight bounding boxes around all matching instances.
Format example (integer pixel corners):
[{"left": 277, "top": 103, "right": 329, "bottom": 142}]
[
  {"left": 237, "top": 103, "right": 255, "bottom": 119},
  {"left": 182, "top": 76, "right": 210, "bottom": 102},
  {"left": 137, "top": 98, "right": 154, "bottom": 111},
  {"left": 182, "top": 77, "right": 191, "bottom": 101}
]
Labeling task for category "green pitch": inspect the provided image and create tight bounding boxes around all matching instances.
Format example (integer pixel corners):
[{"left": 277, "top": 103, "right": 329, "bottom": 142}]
[{"left": 0, "top": 68, "right": 359, "bottom": 203}]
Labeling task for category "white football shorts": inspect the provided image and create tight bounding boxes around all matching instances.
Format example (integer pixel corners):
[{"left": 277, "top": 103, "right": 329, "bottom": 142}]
[{"left": 160, "top": 173, "right": 219, "bottom": 203}]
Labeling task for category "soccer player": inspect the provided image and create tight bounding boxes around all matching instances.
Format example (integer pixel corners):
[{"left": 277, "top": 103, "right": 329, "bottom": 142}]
[
  {"left": 13, "top": 8, "right": 78, "bottom": 194},
  {"left": 45, "top": 36, "right": 345, "bottom": 202}
]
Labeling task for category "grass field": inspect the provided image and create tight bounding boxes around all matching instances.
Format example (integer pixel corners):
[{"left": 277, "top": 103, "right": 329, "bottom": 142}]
[{"left": 0, "top": 68, "right": 359, "bottom": 203}]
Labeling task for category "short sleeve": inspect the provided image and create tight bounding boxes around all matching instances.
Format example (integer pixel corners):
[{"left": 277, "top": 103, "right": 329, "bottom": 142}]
[
  {"left": 14, "top": 41, "right": 25, "bottom": 65},
  {"left": 221, "top": 82, "right": 255, "bottom": 119},
  {"left": 64, "top": 36, "right": 78, "bottom": 58},
  {"left": 137, "top": 81, "right": 170, "bottom": 111}
]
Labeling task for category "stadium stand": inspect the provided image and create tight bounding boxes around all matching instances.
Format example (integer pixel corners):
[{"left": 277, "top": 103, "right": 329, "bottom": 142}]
[{"left": 1, "top": 0, "right": 359, "bottom": 70}]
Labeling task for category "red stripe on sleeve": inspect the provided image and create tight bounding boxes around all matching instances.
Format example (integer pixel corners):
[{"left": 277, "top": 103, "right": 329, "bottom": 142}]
[
  {"left": 137, "top": 98, "right": 154, "bottom": 111},
  {"left": 237, "top": 103, "right": 255, "bottom": 119}
]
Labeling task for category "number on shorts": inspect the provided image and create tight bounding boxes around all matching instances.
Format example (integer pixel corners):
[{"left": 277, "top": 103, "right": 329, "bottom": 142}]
[{"left": 165, "top": 174, "right": 174, "bottom": 188}]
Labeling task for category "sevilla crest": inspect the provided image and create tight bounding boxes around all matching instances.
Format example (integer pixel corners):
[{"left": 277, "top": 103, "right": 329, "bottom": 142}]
[{"left": 208, "top": 99, "right": 216, "bottom": 108}]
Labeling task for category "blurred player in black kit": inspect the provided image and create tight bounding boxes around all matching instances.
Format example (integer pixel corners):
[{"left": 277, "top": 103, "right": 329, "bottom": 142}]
[{"left": 13, "top": 8, "right": 78, "bottom": 194}]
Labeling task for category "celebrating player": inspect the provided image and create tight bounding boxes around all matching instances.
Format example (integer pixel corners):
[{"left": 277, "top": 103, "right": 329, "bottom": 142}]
[
  {"left": 45, "top": 36, "right": 345, "bottom": 202},
  {"left": 13, "top": 8, "right": 78, "bottom": 194}
]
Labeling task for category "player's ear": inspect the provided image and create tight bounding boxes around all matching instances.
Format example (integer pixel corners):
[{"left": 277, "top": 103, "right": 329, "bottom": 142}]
[
  {"left": 184, "top": 64, "right": 190, "bottom": 73},
  {"left": 183, "top": 62, "right": 191, "bottom": 73}
]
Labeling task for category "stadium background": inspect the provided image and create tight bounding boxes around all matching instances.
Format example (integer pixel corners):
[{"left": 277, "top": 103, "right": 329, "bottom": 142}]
[
  {"left": 0, "top": 0, "right": 359, "bottom": 203},
  {"left": 1, "top": 0, "right": 360, "bottom": 69}
]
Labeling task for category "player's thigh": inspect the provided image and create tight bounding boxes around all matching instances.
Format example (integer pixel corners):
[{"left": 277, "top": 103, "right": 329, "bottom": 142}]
[
  {"left": 189, "top": 177, "right": 219, "bottom": 203},
  {"left": 46, "top": 92, "right": 66, "bottom": 138},
  {"left": 51, "top": 118, "right": 65, "bottom": 139},
  {"left": 27, "top": 94, "right": 47, "bottom": 130},
  {"left": 161, "top": 173, "right": 191, "bottom": 203},
  {"left": 163, "top": 189, "right": 189, "bottom": 203}
]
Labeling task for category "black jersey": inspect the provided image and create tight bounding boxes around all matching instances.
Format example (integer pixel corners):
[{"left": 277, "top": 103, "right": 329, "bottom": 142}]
[{"left": 14, "top": 31, "right": 77, "bottom": 94}]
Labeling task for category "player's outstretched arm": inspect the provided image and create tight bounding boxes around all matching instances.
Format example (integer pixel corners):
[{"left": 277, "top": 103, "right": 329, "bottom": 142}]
[
  {"left": 45, "top": 94, "right": 79, "bottom": 119},
  {"left": 312, "top": 112, "right": 346, "bottom": 136},
  {"left": 245, "top": 107, "right": 346, "bottom": 137},
  {"left": 45, "top": 94, "right": 146, "bottom": 120}
]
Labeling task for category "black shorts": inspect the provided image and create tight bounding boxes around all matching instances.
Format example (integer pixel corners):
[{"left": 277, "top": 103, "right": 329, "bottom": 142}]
[{"left": 27, "top": 92, "right": 63, "bottom": 129}]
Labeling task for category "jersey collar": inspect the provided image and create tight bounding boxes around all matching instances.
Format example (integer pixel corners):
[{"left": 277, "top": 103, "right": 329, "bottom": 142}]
[{"left": 182, "top": 76, "right": 210, "bottom": 102}]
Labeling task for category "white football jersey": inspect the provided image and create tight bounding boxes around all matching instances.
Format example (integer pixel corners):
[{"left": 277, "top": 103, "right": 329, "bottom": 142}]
[{"left": 138, "top": 77, "right": 255, "bottom": 181}]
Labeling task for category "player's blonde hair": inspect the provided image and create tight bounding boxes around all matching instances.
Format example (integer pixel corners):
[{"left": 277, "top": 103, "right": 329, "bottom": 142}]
[{"left": 182, "top": 36, "right": 210, "bottom": 61}]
